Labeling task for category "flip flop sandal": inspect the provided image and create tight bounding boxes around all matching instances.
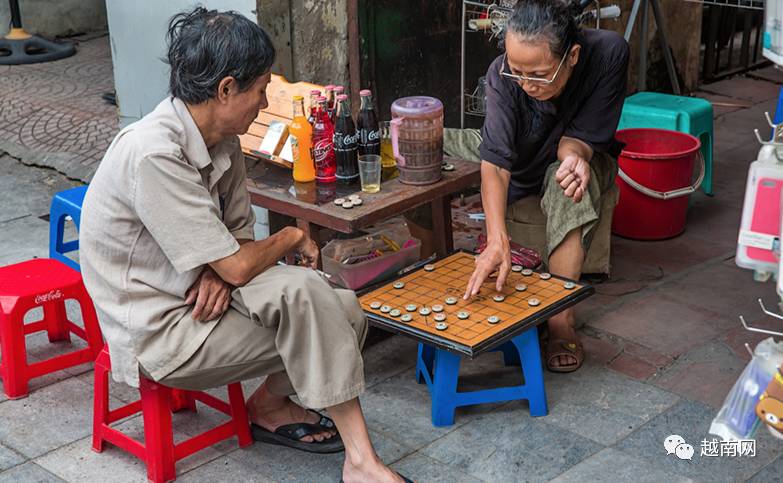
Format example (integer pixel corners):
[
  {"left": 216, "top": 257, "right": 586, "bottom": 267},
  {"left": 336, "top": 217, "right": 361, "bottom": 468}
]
[
  {"left": 251, "top": 420, "right": 345, "bottom": 454},
  {"left": 340, "top": 472, "right": 414, "bottom": 483},
  {"left": 545, "top": 338, "right": 584, "bottom": 373}
]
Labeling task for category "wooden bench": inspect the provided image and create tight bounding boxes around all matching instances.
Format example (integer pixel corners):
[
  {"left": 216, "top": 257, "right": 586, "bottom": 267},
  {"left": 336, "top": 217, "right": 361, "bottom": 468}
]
[{"left": 239, "top": 74, "right": 324, "bottom": 169}]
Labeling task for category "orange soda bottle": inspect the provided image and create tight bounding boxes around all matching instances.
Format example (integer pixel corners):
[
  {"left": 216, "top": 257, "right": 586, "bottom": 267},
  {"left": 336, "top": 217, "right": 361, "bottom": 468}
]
[{"left": 290, "top": 95, "right": 315, "bottom": 182}]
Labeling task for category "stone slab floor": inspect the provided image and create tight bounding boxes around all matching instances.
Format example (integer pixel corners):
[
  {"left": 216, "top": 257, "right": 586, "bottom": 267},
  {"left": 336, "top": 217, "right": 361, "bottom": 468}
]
[{"left": 1, "top": 36, "right": 783, "bottom": 482}]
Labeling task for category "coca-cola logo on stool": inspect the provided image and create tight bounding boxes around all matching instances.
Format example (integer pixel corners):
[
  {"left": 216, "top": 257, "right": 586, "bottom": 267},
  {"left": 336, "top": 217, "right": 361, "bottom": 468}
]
[{"left": 35, "top": 289, "right": 63, "bottom": 304}]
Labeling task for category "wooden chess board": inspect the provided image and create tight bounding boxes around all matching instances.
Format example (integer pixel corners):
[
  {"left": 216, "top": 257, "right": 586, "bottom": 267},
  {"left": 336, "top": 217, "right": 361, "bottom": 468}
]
[{"left": 359, "top": 251, "right": 594, "bottom": 357}]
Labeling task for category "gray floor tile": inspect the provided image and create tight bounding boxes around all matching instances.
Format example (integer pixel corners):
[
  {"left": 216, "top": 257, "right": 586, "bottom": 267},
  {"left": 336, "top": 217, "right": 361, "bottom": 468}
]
[
  {"left": 0, "top": 215, "right": 49, "bottom": 265},
  {"left": 616, "top": 400, "right": 783, "bottom": 482},
  {"left": 0, "top": 462, "right": 64, "bottom": 483},
  {"left": 361, "top": 334, "right": 418, "bottom": 389},
  {"left": 542, "top": 364, "right": 679, "bottom": 445},
  {"left": 549, "top": 447, "right": 693, "bottom": 483},
  {"left": 748, "top": 453, "right": 783, "bottom": 482},
  {"left": 420, "top": 403, "right": 603, "bottom": 483},
  {"left": 0, "top": 377, "right": 122, "bottom": 458},
  {"left": 391, "top": 452, "right": 485, "bottom": 483},
  {"left": 229, "top": 429, "right": 411, "bottom": 482},
  {"left": 0, "top": 443, "right": 24, "bottom": 472},
  {"left": 179, "top": 455, "right": 274, "bottom": 483}
]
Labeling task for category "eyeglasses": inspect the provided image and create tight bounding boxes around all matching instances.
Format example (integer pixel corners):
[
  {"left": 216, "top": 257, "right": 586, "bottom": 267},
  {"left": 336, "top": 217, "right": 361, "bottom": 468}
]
[{"left": 499, "top": 45, "right": 571, "bottom": 86}]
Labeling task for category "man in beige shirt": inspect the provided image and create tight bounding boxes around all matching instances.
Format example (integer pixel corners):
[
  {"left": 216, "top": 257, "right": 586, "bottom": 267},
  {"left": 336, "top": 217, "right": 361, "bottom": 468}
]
[{"left": 80, "top": 8, "right": 409, "bottom": 483}]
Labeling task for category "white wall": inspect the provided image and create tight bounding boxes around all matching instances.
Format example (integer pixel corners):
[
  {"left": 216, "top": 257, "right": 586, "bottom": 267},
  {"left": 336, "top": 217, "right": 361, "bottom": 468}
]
[{"left": 105, "top": 0, "right": 256, "bottom": 128}]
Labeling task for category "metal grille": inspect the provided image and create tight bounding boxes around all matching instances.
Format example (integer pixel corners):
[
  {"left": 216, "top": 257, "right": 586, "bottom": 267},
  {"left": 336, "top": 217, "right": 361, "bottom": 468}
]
[
  {"left": 686, "top": 0, "right": 764, "bottom": 10},
  {"left": 701, "top": 1, "right": 767, "bottom": 81}
]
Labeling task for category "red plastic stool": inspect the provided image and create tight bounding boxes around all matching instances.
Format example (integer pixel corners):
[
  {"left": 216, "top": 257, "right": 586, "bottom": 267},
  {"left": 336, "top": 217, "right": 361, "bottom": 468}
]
[
  {"left": 92, "top": 347, "right": 253, "bottom": 482},
  {"left": 0, "top": 258, "right": 103, "bottom": 399}
]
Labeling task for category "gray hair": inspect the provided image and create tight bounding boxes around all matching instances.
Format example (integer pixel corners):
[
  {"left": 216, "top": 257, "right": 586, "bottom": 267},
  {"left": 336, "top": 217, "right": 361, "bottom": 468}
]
[
  {"left": 504, "top": 0, "right": 580, "bottom": 57},
  {"left": 166, "top": 7, "right": 276, "bottom": 104}
]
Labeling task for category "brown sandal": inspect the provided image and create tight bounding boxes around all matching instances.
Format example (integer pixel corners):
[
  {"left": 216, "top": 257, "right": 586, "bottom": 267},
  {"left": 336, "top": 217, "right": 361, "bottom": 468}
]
[{"left": 546, "top": 338, "right": 584, "bottom": 373}]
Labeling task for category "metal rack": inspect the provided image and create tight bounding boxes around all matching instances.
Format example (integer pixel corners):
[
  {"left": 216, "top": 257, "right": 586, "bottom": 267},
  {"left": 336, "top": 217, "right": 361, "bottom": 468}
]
[{"left": 685, "top": 0, "right": 765, "bottom": 10}]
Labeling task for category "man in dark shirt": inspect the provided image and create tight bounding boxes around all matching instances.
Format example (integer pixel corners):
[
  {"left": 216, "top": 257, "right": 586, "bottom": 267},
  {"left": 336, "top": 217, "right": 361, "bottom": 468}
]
[{"left": 462, "top": 1, "right": 629, "bottom": 372}]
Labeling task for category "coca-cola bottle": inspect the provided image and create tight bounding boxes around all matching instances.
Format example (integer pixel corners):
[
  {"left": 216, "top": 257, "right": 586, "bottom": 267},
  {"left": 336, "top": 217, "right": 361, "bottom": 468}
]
[
  {"left": 307, "top": 89, "right": 321, "bottom": 125},
  {"left": 312, "top": 96, "right": 336, "bottom": 183},
  {"left": 333, "top": 94, "right": 359, "bottom": 185},
  {"left": 357, "top": 89, "right": 380, "bottom": 156},
  {"left": 332, "top": 86, "right": 345, "bottom": 122}
]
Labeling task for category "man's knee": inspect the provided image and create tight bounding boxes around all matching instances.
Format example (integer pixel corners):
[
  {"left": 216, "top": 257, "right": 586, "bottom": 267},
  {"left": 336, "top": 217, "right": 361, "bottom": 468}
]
[{"left": 334, "top": 288, "right": 368, "bottom": 345}]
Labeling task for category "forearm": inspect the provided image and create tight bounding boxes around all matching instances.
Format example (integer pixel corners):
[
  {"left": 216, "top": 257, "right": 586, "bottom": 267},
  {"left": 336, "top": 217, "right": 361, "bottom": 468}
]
[
  {"left": 480, "top": 161, "right": 511, "bottom": 242},
  {"left": 558, "top": 136, "right": 593, "bottom": 162},
  {"left": 210, "top": 226, "right": 304, "bottom": 286}
]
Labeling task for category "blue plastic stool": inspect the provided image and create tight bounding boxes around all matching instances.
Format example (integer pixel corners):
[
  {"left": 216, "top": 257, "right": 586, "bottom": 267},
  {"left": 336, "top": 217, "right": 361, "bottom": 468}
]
[
  {"left": 618, "top": 92, "right": 714, "bottom": 196},
  {"left": 49, "top": 185, "right": 88, "bottom": 271},
  {"left": 772, "top": 86, "right": 783, "bottom": 127},
  {"left": 415, "top": 326, "right": 547, "bottom": 426}
]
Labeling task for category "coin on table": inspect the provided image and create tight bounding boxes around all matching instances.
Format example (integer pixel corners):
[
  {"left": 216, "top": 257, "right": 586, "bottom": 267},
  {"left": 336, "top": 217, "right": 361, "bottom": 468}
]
[
  {"left": 434, "top": 313, "right": 446, "bottom": 322},
  {"left": 445, "top": 296, "right": 458, "bottom": 305},
  {"left": 424, "top": 264, "right": 436, "bottom": 272},
  {"left": 352, "top": 198, "right": 363, "bottom": 206},
  {"left": 442, "top": 163, "right": 455, "bottom": 172},
  {"left": 457, "top": 311, "right": 469, "bottom": 320},
  {"left": 341, "top": 200, "right": 354, "bottom": 209},
  {"left": 539, "top": 272, "right": 552, "bottom": 280},
  {"left": 511, "top": 265, "right": 523, "bottom": 272},
  {"left": 435, "top": 321, "right": 449, "bottom": 331},
  {"left": 380, "top": 305, "right": 392, "bottom": 313},
  {"left": 521, "top": 268, "right": 533, "bottom": 276},
  {"left": 393, "top": 281, "right": 405, "bottom": 289},
  {"left": 563, "top": 281, "right": 576, "bottom": 290},
  {"left": 334, "top": 198, "right": 346, "bottom": 205},
  {"left": 515, "top": 284, "right": 527, "bottom": 292},
  {"left": 528, "top": 298, "right": 541, "bottom": 307},
  {"left": 487, "top": 315, "right": 500, "bottom": 324},
  {"left": 419, "top": 307, "right": 432, "bottom": 316},
  {"left": 493, "top": 294, "right": 505, "bottom": 302},
  {"left": 432, "top": 304, "right": 444, "bottom": 313},
  {"left": 369, "top": 301, "right": 382, "bottom": 309},
  {"left": 389, "top": 309, "right": 401, "bottom": 317},
  {"left": 348, "top": 194, "right": 361, "bottom": 201},
  {"left": 405, "top": 304, "right": 417, "bottom": 312},
  {"left": 400, "top": 314, "right": 412, "bottom": 323}
]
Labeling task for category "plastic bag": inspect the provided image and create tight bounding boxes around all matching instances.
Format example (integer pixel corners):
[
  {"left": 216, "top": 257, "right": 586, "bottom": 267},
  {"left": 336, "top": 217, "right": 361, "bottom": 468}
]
[{"left": 709, "top": 337, "right": 783, "bottom": 441}]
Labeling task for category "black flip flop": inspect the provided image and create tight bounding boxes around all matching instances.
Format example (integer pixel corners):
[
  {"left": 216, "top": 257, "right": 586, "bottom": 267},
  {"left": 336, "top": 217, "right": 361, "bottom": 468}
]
[{"left": 251, "top": 411, "right": 344, "bottom": 454}]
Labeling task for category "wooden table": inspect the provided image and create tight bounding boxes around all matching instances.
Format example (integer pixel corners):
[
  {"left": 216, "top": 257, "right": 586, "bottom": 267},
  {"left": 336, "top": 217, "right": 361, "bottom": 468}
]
[{"left": 246, "top": 157, "right": 481, "bottom": 256}]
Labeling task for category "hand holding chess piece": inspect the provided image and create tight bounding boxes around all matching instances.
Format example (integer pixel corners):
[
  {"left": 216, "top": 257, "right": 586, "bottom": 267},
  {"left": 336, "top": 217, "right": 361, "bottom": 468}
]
[{"left": 555, "top": 154, "right": 590, "bottom": 203}]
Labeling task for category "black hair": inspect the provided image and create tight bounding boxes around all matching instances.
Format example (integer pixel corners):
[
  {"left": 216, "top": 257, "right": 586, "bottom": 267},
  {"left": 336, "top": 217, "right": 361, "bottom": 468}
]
[
  {"left": 165, "top": 7, "right": 276, "bottom": 104},
  {"left": 504, "top": 0, "right": 581, "bottom": 57}
]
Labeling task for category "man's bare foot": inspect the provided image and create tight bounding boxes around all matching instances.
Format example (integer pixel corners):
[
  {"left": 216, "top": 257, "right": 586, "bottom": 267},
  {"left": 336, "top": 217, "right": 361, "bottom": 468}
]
[
  {"left": 248, "top": 384, "right": 336, "bottom": 443},
  {"left": 546, "top": 310, "right": 583, "bottom": 371},
  {"left": 342, "top": 455, "right": 405, "bottom": 483}
]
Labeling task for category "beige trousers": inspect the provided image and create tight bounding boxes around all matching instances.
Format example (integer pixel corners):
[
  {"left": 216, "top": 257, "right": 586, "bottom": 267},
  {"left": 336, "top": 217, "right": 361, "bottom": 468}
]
[{"left": 157, "top": 265, "right": 368, "bottom": 409}]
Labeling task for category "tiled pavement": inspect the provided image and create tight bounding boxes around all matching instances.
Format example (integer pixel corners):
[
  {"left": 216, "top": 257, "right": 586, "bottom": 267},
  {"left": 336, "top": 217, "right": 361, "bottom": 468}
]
[{"left": 2, "top": 39, "right": 783, "bottom": 481}]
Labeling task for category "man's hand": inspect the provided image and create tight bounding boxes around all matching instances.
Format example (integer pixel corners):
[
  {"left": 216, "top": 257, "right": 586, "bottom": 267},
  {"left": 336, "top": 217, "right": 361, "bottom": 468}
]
[
  {"left": 464, "top": 236, "right": 511, "bottom": 299},
  {"left": 185, "top": 266, "right": 233, "bottom": 321},
  {"left": 286, "top": 234, "right": 319, "bottom": 269},
  {"left": 555, "top": 154, "right": 591, "bottom": 203}
]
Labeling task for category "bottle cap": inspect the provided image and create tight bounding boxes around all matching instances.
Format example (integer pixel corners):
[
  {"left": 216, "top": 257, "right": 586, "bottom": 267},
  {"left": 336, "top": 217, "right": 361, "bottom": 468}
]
[
  {"left": 335, "top": 86, "right": 345, "bottom": 93},
  {"left": 292, "top": 95, "right": 304, "bottom": 101},
  {"left": 309, "top": 89, "right": 321, "bottom": 96},
  {"left": 325, "top": 85, "right": 336, "bottom": 91},
  {"left": 336, "top": 94, "right": 348, "bottom": 101},
  {"left": 360, "top": 89, "right": 372, "bottom": 97},
  {"left": 316, "top": 96, "right": 327, "bottom": 102}
]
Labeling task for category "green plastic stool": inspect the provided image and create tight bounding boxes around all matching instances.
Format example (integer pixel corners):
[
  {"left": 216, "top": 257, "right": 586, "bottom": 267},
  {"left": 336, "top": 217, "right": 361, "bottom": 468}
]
[{"left": 618, "top": 92, "right": 714, "bottom": 195}]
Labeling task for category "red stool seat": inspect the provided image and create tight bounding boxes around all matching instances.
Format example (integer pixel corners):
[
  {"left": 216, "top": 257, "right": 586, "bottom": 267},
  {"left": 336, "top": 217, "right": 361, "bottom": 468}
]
[
  {"left": 92, "top": 347, "right": 253, "bottom": 482},
  {"left": 0, "top": 258, "right": 103, "bottom": 398}
]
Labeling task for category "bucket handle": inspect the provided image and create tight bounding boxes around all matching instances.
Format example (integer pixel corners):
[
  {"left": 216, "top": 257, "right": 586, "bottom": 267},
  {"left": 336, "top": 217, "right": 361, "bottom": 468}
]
[
  {"left": 617, "top": 151, "right": 706, "bottom": 200},
  {"left": 390, "top": 118, "right": 406, "bottom": 167}
]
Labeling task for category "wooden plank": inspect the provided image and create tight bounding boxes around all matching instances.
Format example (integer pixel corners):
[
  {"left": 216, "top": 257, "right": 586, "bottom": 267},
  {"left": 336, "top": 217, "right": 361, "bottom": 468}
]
[{"left": 430, "top": 196, "right": 454, "bottom": 257}]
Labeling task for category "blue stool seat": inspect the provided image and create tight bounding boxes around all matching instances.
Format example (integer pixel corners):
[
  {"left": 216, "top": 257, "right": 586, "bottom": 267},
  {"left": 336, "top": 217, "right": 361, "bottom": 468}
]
[
  {"left": 618, "top": 92, "right": 714, "bottom": 196},
  {"left": 49, "top": 185, "right": 88, "bottom": 271},
  {"left": 415, "top": 326, "right": 547, "bottom": 426}
]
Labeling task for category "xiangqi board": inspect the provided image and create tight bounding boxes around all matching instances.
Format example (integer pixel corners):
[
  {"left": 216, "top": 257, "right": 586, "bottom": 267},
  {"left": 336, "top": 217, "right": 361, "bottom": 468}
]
[{"left": 359, "top": 251, "right": 594, "bottom": 357}]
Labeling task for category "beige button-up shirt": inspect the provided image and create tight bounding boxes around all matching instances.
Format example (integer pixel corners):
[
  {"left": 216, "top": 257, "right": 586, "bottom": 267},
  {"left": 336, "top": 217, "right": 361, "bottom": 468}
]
[{"left": 80, "top": 97, "right": 255, "bottom": 387}]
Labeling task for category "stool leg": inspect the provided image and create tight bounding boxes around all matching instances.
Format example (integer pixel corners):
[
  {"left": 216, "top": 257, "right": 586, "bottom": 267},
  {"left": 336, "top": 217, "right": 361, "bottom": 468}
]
[
  {"left": 170, "top": 389, "right": 197, "bottom": 413},
  {"left": 510, "top": 328, "right": 547, "bottom": 417},
  {"left": 499, "top": 342, "right": 521, "bottom": 367},
  {"left": 430, "top": 349, "right": 461, "bottom": 427},
  {"left": 92, "top": 358, "right": 110, "bottom": 452},
  {"left": 416, "top": 343, "right": 435, "bottom": 384},
  {"left": 141, "top": 378, "right": 177, "bottom": 483},
  {"left": 0, "top": 311, "right": 29, "bottom": 399},
  {"left": 77, "top": 292, "right": 104, "bottom": 358},
  {"left": 43, "top": 300, "right": 71, "bottom": 343},
  {"left": 227, "top": 383, "right": 252, "bottom": 447}
]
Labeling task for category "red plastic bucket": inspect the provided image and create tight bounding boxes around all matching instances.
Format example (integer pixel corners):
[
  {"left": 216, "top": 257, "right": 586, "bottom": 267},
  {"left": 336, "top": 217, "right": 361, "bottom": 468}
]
[{"left": 612, "top": 128, "right": 704, "bottom": 240}]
